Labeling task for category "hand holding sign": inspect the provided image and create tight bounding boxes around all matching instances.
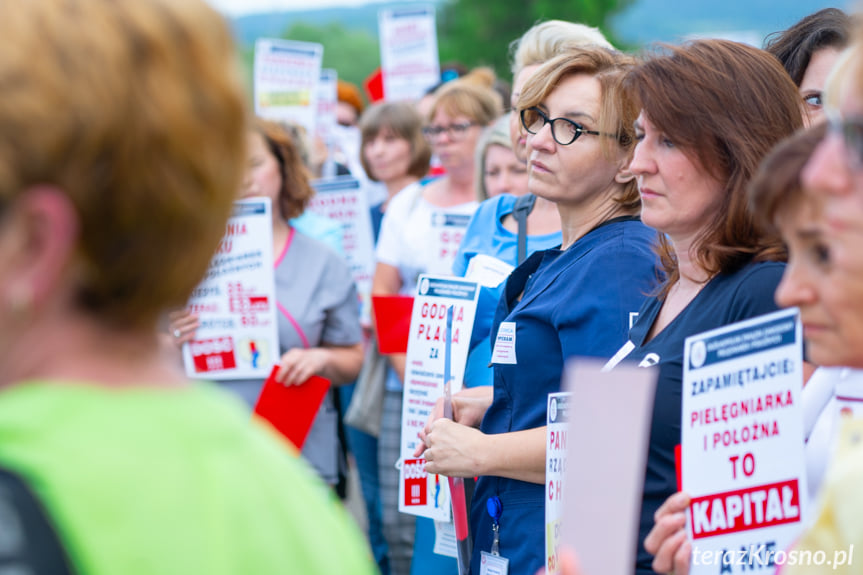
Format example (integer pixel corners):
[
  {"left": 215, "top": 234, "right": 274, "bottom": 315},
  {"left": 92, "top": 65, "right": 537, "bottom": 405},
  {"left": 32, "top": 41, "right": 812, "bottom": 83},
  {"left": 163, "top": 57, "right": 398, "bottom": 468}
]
[{"left": 643, "top": 491, "right": 692, "bottom": 575}]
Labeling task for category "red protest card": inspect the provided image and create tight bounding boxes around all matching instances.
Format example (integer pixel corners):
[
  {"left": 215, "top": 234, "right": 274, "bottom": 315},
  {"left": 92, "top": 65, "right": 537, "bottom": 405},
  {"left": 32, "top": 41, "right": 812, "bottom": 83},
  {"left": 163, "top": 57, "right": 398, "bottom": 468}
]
[
  {"left": 372, "top": 295, "right": 414, "bottom": 354},
  {"left": 253, "top": 365, "right": 330, "bottom": 449},
  {"left": 675, "top": 443, "right": 682, "bottom": 491}
]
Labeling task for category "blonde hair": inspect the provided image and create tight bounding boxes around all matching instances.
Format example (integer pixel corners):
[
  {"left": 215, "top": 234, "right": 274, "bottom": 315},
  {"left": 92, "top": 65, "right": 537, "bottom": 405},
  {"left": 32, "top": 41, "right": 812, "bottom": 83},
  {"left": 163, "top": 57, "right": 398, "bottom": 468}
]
[
  {"left": 474, "top": 115, "right": 517, "bottom": 201},
  {"left": 0, "top": 0, "right": 247, "bottom": 327},
  {"left": 510, "top": 20, "right": 614, "bottom": 77},
  {"left": 428, "top": 68, "right": 503, "bottom": 126},
  {"left": 823, "top": 46, "right": 857, "bottom": 112}
]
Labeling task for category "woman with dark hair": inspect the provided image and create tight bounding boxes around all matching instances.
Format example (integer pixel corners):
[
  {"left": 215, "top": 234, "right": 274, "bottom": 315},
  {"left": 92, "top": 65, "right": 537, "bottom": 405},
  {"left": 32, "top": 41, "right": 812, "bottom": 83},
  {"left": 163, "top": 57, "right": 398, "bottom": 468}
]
[
  {"left": 765, "top": 8, "right": 850, "bottom": 125},
  {"left": 600, "top": 39, "right": 805, "bottom": 575},
  {"left": 171, "top": 118, "right": 364, "bottom": 492}
]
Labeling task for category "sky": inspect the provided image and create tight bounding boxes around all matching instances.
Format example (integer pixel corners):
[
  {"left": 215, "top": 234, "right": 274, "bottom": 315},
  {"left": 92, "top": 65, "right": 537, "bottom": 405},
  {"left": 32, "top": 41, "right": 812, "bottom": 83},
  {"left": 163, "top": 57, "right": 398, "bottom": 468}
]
[{"left": 206, "top": 0, "right": 374, "bottom": 17}]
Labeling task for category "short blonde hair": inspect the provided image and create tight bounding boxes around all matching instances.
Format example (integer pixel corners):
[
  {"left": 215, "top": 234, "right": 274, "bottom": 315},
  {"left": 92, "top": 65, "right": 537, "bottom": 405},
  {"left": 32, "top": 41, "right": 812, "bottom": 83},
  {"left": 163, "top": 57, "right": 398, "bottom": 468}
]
[
  {"left": 428, "top": 68, "right": 503, "bottom": 127},
  {"left": 0, "top": 0, "right": 247, "bottom": 327},
  {"left": 510, "top": 20, "right": 614, "bottom": 78},
  {"left": 823, "top": 46, "right": 858, "bottom": 112},
  {"left": 474, "top": 115, "right": 517, "bottom": 201}
]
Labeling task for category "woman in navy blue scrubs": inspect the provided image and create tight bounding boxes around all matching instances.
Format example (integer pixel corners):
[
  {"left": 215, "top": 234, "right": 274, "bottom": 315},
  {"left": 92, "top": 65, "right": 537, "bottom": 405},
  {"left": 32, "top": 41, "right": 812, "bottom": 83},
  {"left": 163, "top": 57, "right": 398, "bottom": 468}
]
[
  {"left": 418, "top": 47, "right": 660, "bottom": 574},
  {"left": 601, "top": 40, "right": 806, "bottom": 575}
]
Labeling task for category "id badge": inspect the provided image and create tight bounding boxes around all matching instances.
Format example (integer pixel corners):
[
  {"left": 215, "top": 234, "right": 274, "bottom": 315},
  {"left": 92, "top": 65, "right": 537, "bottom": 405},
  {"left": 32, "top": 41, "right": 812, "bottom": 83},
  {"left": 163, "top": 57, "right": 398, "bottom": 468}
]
[
  {"left": 479, "top": 550, "right": 509, "bottom": 575},
  {"left": 490, "top": 321, "right": 517, "bottom": 365}
]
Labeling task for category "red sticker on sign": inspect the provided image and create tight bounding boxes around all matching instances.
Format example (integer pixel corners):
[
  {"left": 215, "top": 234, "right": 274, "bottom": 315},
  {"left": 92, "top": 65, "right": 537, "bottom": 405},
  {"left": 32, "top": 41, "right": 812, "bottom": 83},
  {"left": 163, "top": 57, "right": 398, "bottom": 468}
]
[
  {"left": 403, "top": 458, "right": 428, "bottom": 507},
  {"left": 191, "top": 336, "right": 237, "bottom": 373}
]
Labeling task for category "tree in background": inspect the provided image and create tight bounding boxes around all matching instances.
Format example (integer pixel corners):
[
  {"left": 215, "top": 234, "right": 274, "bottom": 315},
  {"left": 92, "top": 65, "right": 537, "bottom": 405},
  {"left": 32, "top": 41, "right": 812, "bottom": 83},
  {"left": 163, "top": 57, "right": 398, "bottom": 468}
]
[{"left": 437, "top": 0, "right": 634, "bottom": 80}]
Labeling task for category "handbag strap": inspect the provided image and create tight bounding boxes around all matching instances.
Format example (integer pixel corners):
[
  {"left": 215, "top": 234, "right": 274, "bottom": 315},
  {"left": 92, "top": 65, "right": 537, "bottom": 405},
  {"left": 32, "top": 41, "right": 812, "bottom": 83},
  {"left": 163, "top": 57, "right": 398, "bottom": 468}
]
[{"left": 512, "top": 193, "right": 537, "bottom": 265}]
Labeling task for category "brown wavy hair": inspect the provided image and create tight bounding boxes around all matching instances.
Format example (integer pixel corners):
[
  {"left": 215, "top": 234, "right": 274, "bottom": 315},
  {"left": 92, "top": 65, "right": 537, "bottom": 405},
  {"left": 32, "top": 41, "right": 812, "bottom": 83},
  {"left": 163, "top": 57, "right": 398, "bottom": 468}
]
[
  {"left": 749, "top": 123, "right": 827, "bottom": 233},
  {"left": 623, "top": 39, "right": 804, "bottom": 297},
  {"left": 253, "top": 118, "right": 315, "bottom": 220}
]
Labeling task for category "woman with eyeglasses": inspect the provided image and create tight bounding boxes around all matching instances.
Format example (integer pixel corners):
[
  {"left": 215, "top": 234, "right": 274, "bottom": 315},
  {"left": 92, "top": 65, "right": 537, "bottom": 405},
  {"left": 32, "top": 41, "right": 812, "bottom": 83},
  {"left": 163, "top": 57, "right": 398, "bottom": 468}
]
[
  {"left": 371, "top": 68, "right": 500, "bottom": 575},
  {"left": 417, "top": 47, "right": 659, "bottom": 575},
  {"left": 597, "top": 40, "right": 804, "bottom": 575}
]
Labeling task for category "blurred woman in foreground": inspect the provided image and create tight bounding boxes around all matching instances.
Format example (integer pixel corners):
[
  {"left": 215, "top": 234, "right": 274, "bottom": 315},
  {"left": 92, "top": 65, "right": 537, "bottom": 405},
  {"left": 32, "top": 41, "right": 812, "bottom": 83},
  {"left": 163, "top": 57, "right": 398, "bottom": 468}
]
[{"left": 0, "top": 0, "right": 375, "bottom": 573}]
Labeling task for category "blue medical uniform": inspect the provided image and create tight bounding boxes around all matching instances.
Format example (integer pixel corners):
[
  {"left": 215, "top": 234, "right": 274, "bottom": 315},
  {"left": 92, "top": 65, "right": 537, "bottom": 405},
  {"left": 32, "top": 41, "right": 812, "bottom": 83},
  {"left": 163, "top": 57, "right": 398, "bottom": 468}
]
[
  {"left": 453, "top": 195, "right": 563, "bottom": 389},
  {"left": 469, "top": 217, "right": 659, "bottom": 575},
  {"left": 619, "top": 261, "right": 785, "bottom": 575}
]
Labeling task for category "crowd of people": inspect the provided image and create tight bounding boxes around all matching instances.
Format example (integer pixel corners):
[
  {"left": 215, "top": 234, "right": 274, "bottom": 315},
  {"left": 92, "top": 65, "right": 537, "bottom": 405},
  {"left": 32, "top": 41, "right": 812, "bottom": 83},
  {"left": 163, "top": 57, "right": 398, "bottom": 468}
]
[{"left": 2, "top": 1, "right": 863, "bottom": 574}]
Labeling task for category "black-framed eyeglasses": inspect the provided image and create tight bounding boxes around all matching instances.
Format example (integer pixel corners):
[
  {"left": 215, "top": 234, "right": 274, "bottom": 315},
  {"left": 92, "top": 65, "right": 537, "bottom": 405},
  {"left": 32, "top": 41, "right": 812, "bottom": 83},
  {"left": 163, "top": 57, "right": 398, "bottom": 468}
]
[
  {"left": 520, "top": 107, "right": 607, "bottom": 146},
  {"left": 827, "top": 111, "right": 863, "bottom": 168},
  {"left": 422, "top": 121, "right": 478, "bottom": 140}
]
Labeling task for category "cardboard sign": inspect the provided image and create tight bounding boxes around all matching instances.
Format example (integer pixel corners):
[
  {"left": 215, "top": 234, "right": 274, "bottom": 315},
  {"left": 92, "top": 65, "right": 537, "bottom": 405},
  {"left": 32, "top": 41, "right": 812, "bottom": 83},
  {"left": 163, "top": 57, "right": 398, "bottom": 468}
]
[
  {"left": 398, "top": 275, "right": 479, "bottom": 521},
  {"left": 378, "top": 5, "right": 440, "bottom": 101},
  {"left": 681, "top": 308, "right": 807, "bottom": 574},
  {"left": 254, "top": 38, "right": 323, "bottom": 136},
  {"left": 557, "top": 361, "right": 658, "bottom": 575},
  {"left": 183, "top": 199, "right": 279, "bottom": 380}
]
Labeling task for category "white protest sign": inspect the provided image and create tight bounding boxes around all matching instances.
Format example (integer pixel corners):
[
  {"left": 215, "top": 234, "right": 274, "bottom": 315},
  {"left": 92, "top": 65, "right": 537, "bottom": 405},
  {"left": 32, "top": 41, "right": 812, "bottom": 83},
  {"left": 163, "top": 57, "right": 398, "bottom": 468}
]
[
  {"left": 308, "top": 176, "right": 376, "bottom": 324},
  {"left": 682, "top": 308, "right": 806, "bottom": 573},
  {"left": 317, "top": 68, "right": 338, "bottom": 177},
  {"left": 183, "top": 199, "right": 279, "bottom": 381},
  {"left": 254, "top": 38, "right": 323, "bottom": 136},
  {"left": 378, "top": 5, "right": 440, "bottom": 102},
  {"left": 545, "top": 392, "right": 571, "bottom": 575},
  {"left": 431, "top": 211, "right": 473, "bottom": 273},
  {"left": 558, "top": 361, "right": 658, "bottom": 575},
  {"left": 399, "top": 275, "right": 479, "bottom": 521}
]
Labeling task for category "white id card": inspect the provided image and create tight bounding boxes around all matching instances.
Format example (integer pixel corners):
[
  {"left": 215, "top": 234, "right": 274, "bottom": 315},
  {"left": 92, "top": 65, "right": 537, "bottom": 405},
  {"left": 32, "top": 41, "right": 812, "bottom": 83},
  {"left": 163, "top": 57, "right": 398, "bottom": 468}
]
[
  {"left": 490, "top": 321, "right": 517, "bottom": 365},
  {"left": 479, "top": 551, "right": 509, "bottom": 575}
]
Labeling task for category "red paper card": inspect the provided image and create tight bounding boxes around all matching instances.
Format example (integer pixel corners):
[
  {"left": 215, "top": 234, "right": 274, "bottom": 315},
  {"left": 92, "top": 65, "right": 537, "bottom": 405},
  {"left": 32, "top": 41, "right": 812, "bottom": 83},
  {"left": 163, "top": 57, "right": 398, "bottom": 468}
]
[
  {"left": 675, "top": 443, "right": 682, "bottom": 491},
  {"left": 253, "top": 365, "right": 330, "bottom": 449},
  {"left": 372, "top": 295, "right": 414, "bottom": 354}
]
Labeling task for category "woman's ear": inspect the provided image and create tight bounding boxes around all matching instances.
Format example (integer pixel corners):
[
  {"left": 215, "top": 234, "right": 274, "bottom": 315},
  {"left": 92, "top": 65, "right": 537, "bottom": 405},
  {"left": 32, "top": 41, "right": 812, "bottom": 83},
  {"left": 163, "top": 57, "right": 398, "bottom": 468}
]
[
  {"left": 615, "top": 167, "right": 636, "bottom": 185},
  {"left": 4, "top": 186, "right": 80, "bottom": 309}
]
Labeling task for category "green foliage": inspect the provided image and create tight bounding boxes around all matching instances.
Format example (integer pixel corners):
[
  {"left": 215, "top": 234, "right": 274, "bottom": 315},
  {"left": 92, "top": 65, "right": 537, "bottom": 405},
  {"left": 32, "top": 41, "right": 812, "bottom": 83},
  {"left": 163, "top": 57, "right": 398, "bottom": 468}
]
[
  {"left": 238, "top": 21, "right": 381, "bottom": 100},
  {"left": 282, "top": 22, "right": 381, "bottom": 90},
  {"left": 437, "top": 0, "right": 635, "bottom": 79}
]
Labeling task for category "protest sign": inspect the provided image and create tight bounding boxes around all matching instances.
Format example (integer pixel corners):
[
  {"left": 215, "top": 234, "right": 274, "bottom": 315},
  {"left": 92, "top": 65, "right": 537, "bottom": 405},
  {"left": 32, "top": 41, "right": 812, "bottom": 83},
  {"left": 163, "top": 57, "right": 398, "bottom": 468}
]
[
  {"left": 254, "top": 38, "right": 323, "bottom": 136},
  {"left": 682, "top": 308, "right": 807, "bottom": 574},
  {"left": 545, "top": 392, "right": 571, "bottom": 575},
  {"left": 317, "top": 68, "right": 339, "bottom": 177},
  {"left": 399, "top": 275, "right": 479, "bottom": 521},
  {"left": 378, "top": 5, "right": 440, "bottom": 101},
  {"left": 183, "top": 199, "right": 279, "bottom": 381},
  {"left": 556, "top": 361, "right": 657, "bottom": 575},
  {"left": 308, "top": 176, "right": 376, "bottom": 323}
]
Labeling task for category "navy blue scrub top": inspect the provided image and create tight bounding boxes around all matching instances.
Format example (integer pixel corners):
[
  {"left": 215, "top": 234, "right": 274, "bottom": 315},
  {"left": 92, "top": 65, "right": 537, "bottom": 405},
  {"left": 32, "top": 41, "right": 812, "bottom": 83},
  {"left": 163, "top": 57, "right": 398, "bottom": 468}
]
[
  {"left": 469, "top": 216, "right": 659, "bottom": 575},
  {"left": 619, "top": 261, "right": 785, "bottom": 575}
]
